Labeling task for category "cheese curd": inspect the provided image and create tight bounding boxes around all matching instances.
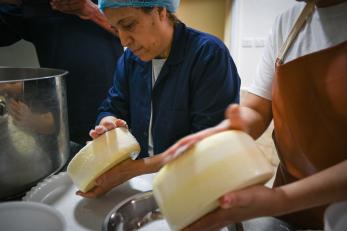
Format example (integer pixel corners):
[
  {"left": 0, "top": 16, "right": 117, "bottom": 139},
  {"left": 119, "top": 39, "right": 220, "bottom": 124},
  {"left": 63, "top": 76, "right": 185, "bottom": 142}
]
[{"left": 67, "top": 127, "right": 140, "bottom": 192}]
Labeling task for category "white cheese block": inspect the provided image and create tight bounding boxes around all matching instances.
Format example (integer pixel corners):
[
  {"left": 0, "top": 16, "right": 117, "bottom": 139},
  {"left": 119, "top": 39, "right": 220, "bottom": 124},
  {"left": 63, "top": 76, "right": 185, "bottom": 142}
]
[
  {"left": 153, "top": 130, "right": 274, "bottom": 231},
  {"left": 67, "top": 127, "right": 140, "bottom": 192}
]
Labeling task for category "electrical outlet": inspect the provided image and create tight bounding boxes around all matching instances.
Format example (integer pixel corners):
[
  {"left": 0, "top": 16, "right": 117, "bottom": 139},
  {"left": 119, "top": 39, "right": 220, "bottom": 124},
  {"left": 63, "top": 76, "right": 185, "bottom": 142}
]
[
  {"left": 254, "top": 38, "right": 265, "bottom": 47},
  {"left": 241, "top": 38, "right": 253, "bottom": 48}
]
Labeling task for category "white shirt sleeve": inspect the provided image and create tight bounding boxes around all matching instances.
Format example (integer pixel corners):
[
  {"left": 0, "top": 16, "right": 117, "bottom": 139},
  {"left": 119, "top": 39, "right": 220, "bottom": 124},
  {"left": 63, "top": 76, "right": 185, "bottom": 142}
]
[
  {"left": 248, "top": 2, "right": 347, "bottom": 101},
  {"left": 248, "top": 26, "right": 277, "bottom": 101},
  {"left": 247, "top": 3, "right": 302, "bottom": 101}
]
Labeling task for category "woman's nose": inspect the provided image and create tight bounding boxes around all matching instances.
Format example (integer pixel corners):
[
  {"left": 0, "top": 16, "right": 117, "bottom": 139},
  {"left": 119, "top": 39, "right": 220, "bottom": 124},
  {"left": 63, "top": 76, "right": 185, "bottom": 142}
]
[{"left": 118, "top": 30, "right": 132, "bottom": 47}]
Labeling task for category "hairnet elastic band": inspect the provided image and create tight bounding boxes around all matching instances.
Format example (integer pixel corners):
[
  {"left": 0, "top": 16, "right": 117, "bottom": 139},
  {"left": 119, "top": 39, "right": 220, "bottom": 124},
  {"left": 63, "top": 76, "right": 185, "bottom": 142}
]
[{"left": 99, "top": 0, "right": 180, "bottom": 13}]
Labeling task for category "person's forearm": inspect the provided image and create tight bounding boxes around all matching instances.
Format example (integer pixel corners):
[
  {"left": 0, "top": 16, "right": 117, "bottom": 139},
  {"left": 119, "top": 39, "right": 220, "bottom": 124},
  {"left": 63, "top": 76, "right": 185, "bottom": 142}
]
[
  {"left": 237, "top": 106, "right": 271, "bottom": 139},
  {"left": 134, "top": 154, "right": 168, "bottom": 176},
  {"left": 274, "top": 160, "right": 347, "bottom": 216},
  {"left": 239, "top": 93, "right": 273, "bottom": 139},
  {"left": 0, "top": 0, "right": 21, "bottom": 5},
  {"left": 129, "top": 149, "right": 185, "bottom": 178}
]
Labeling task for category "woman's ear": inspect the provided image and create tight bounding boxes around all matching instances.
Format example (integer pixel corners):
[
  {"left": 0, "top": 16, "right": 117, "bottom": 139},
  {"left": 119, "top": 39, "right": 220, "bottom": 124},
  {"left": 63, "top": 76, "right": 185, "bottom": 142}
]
[{"left": 157, "top": 7, "right": 168, "bottom": 21}]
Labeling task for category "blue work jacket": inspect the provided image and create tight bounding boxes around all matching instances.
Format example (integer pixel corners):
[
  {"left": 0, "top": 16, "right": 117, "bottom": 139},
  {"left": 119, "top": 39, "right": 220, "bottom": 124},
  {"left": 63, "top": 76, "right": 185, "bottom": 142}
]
[{"left": 97, "top": 22, "right": 240, "bottom": 158}]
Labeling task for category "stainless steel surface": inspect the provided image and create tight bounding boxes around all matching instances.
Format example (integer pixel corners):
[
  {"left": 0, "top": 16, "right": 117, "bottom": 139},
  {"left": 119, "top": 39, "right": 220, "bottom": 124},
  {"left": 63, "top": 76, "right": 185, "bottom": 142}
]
[
  {"left": 103, "top": 191, "right": 235, "bottom": 231},
  {"left": 0, "top": 97, "right": 6, "bottom": 116},
  {"left": 0, "top": 67, "right": 69, "bottom": 200},
  {"left": 103, "top": 191, "right": 161, "bottom": 231},
  {"left": 241, "top": 217, "right": 295, "bottom": 231}
]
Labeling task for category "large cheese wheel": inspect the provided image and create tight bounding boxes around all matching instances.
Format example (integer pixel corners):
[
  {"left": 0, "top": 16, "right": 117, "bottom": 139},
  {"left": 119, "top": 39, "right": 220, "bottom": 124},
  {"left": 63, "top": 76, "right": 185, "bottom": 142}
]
[
  {"left": 67, "top": 127, "right": 140, "bottom": 192},
  {"left": 153, "top": 130, "right": 274, "bottom": 231}
]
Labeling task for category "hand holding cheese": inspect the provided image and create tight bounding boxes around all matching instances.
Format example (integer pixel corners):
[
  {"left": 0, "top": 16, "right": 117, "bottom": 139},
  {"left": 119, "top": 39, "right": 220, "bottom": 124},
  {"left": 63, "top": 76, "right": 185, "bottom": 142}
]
[
  {"left": 67, "top": 127, "right": 140, "bottom": 193},
  {"left": 153, "top": 130, "right": 274, "bottom": 231},
  {"left": 89, "top": 116, "right": 128, "bottom": 140}
]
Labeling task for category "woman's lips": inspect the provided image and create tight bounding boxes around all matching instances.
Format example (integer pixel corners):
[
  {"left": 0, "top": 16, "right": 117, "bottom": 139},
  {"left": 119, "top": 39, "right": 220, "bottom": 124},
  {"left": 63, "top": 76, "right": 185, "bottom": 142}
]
[{"left": 132, "top": 47, "right": 142, "bottom": 55}]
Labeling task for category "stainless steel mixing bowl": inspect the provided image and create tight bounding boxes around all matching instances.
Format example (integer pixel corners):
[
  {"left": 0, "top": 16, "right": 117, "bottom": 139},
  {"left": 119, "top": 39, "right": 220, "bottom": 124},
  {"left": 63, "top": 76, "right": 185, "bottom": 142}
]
[{"left": 0, "top": 67, "right": 69, "bottom": 200}]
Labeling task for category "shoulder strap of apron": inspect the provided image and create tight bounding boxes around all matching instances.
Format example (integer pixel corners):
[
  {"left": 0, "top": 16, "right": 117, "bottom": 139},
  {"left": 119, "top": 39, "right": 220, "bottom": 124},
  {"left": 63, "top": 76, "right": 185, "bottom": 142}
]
[{"left": 277, "top": 0, "right": 316, "bottom": 64}]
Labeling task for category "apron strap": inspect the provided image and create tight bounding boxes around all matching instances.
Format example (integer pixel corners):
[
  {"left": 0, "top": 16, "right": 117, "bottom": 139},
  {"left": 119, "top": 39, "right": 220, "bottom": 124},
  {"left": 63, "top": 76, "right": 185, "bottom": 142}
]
[{"left": 277, "top": 0, "right": 315, "bottom": 64}]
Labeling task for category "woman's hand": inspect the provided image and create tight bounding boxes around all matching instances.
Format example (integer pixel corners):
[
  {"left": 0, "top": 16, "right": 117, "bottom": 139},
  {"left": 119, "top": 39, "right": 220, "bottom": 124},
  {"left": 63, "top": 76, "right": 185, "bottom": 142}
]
[
  {"left": 89, "top": 116, "right": 128, "bottom": 139},
  {"left": 50, "top": 0, "right": 116, "bottom": 35},
  {"left": 161, "top": 119, "right": 231, "bottom": 164},
  {"left": 161, "top": 103, "right": 258, "bottom": 164},
  {"left": 182, "top": 185, "right": 283, "bottom": 231},
  {"left": 77, "top": 116, "right": 133, "bottom": 198},
  {"left": 225, "top": 104, "right": 252, "bottom": 133},
  {"left": 76, "top": 158, "right": 139, "bottom": 198},
  {"left": 50, "top": 0, "right": 95, "bottom": 20},
  {"left": 76, "top": 152, "right": 168, "bottom": 198}
]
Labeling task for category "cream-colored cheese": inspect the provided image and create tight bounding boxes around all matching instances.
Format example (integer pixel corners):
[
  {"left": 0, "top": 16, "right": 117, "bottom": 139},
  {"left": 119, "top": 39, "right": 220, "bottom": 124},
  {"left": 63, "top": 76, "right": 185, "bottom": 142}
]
[
  {"left": 153, "top": 130, "right": 274, "bottom": 231},
  {"left": 67, "top": 127, "right": 140, "bottom": 192}
]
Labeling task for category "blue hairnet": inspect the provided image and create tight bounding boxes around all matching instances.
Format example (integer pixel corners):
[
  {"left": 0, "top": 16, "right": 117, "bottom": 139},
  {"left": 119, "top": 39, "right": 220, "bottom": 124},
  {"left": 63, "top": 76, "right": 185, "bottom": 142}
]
[{"left": 99, "top": 0, "right": 180, "bottom": 13}]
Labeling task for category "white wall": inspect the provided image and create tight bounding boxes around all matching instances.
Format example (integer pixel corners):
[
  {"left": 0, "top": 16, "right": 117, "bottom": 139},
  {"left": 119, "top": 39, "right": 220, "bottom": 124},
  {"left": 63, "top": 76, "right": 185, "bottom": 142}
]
[
  {"left": 0, "top": 40, "right": 39, "bottom": 67},
  {"left": 229, "top": 0, "right": 296, "bottom": 90}
]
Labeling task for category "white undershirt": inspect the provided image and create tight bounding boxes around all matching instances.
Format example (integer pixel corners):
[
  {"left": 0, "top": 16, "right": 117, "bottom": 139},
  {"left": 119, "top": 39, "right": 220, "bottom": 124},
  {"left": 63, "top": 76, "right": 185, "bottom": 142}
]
[
  {"left": 249, "top": 1, "right": 347, "bottom": 100},
  {"left": 148, "top": 59, "right": 166, "bottom": 156}
]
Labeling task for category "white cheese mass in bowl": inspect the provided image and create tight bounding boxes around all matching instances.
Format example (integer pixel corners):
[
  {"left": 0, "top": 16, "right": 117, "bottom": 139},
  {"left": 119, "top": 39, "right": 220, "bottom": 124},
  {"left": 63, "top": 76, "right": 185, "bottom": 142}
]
[
  {"left": 67, "top": 127, "right": 141, "bottom": 192},
  {"left": 152, "top": 130, "right": 274, "bottom": 231}
]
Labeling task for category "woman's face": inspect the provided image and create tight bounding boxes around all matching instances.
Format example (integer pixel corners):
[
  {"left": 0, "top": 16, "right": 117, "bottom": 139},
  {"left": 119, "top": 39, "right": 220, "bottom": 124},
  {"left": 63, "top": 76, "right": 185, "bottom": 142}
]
[{"left": 104, "top": 7, "right": 174, "bottom": 61}]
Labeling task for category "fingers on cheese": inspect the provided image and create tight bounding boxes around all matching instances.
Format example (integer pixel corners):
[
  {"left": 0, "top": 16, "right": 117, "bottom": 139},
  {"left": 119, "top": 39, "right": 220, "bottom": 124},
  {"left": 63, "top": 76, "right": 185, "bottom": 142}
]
[
  {"left": 153, "top": 130, "right": 274, "bottom": 231},
  {"left": 67, "top": 127, "right": 140, "bottom": 192}
]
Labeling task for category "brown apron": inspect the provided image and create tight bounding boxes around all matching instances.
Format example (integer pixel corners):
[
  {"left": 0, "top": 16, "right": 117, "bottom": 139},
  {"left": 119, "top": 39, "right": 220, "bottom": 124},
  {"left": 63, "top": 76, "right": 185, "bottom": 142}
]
[{"left": 271, "top": 0, "right": 347, "bottom": 229}]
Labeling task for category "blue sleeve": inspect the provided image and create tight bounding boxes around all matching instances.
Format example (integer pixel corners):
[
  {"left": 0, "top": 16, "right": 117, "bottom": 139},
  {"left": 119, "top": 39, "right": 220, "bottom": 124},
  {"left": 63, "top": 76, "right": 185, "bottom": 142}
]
[
  {"left": 190, "top": 43, "right": 240, "bottom": 132},
  {"left": 96, "top": 54, "right": 130, "bottom": 125}
]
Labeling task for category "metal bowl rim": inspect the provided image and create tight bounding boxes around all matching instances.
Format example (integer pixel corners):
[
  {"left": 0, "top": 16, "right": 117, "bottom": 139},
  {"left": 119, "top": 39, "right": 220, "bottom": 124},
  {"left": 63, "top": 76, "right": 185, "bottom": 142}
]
[
  {"left": 102, "top": 190, "right": 154, "bottom": 230},
  {"left": 0, "top": 67, "right": 69, "bottom": 83}
]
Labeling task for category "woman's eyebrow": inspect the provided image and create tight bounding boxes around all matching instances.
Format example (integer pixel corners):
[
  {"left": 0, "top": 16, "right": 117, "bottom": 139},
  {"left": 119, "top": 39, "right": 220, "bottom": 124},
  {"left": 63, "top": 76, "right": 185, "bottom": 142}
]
[{"left": 116, "top": 16, "right": 134, "bottom": 26}]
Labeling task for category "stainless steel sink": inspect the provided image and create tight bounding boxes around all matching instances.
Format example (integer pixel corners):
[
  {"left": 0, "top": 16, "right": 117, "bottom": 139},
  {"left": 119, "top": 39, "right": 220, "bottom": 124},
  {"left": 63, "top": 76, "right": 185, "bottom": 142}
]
[
  {"left": 103, "top": 191, "right": 164, "bottom": 231},
  {"left": 102, "top": 191, "right": 238, "bottom": 231}
]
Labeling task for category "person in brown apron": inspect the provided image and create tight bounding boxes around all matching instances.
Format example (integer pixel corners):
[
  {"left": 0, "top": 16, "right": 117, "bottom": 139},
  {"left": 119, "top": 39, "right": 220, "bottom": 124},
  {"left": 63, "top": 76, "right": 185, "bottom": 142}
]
[{"left": 160, "top": 0, "right": 347, "bottom": 230}]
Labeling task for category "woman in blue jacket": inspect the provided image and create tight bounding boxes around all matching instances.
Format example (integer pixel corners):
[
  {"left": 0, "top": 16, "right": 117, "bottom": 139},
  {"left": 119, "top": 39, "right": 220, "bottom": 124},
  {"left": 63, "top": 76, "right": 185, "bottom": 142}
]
[{"left": 81, "top": 0, "right": 241, "bottom": 198}]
